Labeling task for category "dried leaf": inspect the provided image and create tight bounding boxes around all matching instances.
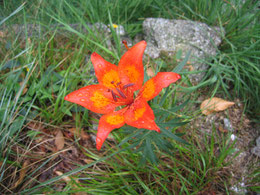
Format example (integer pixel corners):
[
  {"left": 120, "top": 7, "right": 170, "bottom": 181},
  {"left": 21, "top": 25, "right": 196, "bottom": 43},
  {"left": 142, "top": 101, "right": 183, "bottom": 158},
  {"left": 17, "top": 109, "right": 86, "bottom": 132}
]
[
  {"left": 83, "top": 159, "right": 94, "bottom": 164},
  {"left": 68, "top": 128, "right": 90, "bottom": 140},
  {"left": 55, "top": 171, "right": 71, "bottom": 182},
  {"left": 55, "top": 170, "right": 80, "bottom": 189},
  {"left": 11, "top": 160, "right": 29, "bottom": 189},
  {"left": 68, "top": 127, "right": 80, "bottom": 137},
  {"left": 200, "top": 97, "right": 235, "bottom": 115},
  {"left": 27, "top": 38, "right": 32, "bottom": 44},
  {"left": 218, "top": 125, "right": 228, "bottom": 133},
  {"left": 0, "top": 31, "right": 5, "bottom": 38},
  {"left": 55, "top": 130, "right": 65, "bottom": 150},
  {"left": 27, "top": 121, "right": 43, "bottom": 130},
  {"left": 184, "top": 65, "right": 194, "bottom": 71},
  {"left": 19, "top": 82, "right": 28, "bottom": 95},
  {"left": 147, "top": 67, "right": 155, "bottom": 77}
]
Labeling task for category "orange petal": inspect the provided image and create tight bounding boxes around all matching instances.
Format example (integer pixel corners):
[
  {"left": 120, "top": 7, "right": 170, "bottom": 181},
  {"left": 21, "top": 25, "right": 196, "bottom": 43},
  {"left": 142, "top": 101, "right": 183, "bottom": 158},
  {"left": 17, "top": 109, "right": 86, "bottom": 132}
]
[
  {"left": 124, "top": 98, "right": 160, "bottom": 132},
  {"left": 118, "top": 41, "right": 146, "bottom": 92},
  {"left": 64, "top": 84, "right": 118, "bottom": 114},
  {"left": 139, "top": 72, "right": 181, "bottom": 101},
  {"left": 96, "top": 110, "right": 125, "bottom": 150},
  {"left": 91, "top": 52, "right": 120, "bottom": 89}
]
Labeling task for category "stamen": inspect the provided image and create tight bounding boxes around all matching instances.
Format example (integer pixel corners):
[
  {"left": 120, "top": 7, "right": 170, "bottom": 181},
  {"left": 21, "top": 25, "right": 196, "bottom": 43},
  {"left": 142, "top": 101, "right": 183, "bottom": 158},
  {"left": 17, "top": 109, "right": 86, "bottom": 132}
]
[
  {"left": 111, "top": 81, "right": 115, "bottom": 84},
  {"left": 116, "top": 82, "right": 121, "bottom": 86},
  {"left": 123, "top": 83, "right": 134, "bottom": 89},
  {"left": 122, "top": 40, "right": 129, "bottom": 50},
  {"left": 111, "top": 90, "right": 118, "bottom": 102},
  {"left": 116, "top": 88, "right": 126, "bottom": 99}
]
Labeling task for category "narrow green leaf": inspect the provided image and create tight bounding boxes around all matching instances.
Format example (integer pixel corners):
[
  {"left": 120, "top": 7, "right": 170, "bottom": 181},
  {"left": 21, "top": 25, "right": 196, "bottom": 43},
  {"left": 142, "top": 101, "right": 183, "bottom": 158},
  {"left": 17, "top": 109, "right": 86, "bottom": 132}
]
[{"left": 173, "top": 50, "right": 191, "bottom": 73}]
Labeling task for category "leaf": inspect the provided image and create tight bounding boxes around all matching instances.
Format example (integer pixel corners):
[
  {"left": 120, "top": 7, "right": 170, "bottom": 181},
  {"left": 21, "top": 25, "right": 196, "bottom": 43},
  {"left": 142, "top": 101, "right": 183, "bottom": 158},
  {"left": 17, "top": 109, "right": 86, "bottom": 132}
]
[
  {"left": 160, "top": 126, "right": 189, "bottom": 145},
  {"left": 183, "top": 65, "right": 194, "bottom": 71},
  {"left": 0, "top": 31, "right": 5, "bottom": 37},
  {"left": 55, "top": 130, "right": 65, "bottom": 150},
  {"left": 200, "top": 97, "right": 235, "bottom": 115},
  {"left": 19, "top": 81, "right": 28, "bottom": 95},
  {"left": 68, "top": 127, "right": 90, "bottom": 140},
  {"left": 55, "top": 171, "right": 71, "bottom": 182},
  {"left": 1, "top": 60, "right": 20, "bottom": 70},
  {"left": 146, "top": 67, "right": 155, "bottom": 77},
  {"left": 173, "top": 50, "right": 191, "bottom": 73},
  {"left": 11, "top": 160, "right": 29, "bottom": 189},
  {"left": 218, "top": 125, "right": 228, "bottom": 133}
]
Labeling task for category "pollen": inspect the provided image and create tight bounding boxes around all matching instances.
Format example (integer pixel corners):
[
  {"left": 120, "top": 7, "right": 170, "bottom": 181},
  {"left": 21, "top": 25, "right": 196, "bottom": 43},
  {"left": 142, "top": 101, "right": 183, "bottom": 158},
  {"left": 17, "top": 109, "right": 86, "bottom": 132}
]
[
  {"left": 125, "top": 66, "right": 140, "bottom": 83},
  {"left": 142, "top": 79, "right": 155, "bottom": 100},
  {"left": 102, "top": 70, "right": 120, "bottom": 88},
  {"left": 106, "top": 115, "right": 124, "bottom": 125},
  {"left": 90, "top": 91, "right": 111, "bottom": 108},
  {"left": 134, "top": 107, "right": 146, "bottom": 120}
]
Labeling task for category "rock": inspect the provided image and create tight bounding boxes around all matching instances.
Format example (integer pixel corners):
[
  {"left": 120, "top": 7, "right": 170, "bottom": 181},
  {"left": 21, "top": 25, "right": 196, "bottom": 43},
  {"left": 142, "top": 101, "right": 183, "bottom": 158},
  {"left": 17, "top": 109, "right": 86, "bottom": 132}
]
[
  {"left": 90, "top": 23, "right": 125, "bottom": 36},
  {"left": 143, "top": 18, "right": 223, "bottom": 83},
  {"left": 224, "top": 118, "right": 234, "bottom": 132},
  {"left": 1, "top": 22, "right": 126, "bottom": 39},
  {"left": 230, "top": 134, "right": 236, "bottom": 141},
  {"left": 256, "top": 136, "right": 260, "bottom": 146},
  {"left": 230, "top": 178, "right": 247, "bottom": 194},
  {"left": 251, "top": 136, "right": 260, "bottom": 157}
]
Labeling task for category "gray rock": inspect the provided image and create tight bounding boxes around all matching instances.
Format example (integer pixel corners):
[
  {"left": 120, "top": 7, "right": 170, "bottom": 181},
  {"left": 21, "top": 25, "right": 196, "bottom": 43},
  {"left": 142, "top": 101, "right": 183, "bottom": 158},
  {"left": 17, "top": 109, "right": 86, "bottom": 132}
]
[
  {"left": 251, "top": 136, "right": 260, "bottom": 157},
  {"left": 256, "top": 136, "right": 260, "bottom": 146},
  {"left": 90, "top": 23, "right": 125, "bottom": 36},
  {"left": 1, "top": 22, "right": 126, "bottom": 38},
  {"left": 224, "top": 118, "right": 234, "bottom": 132},
  {"left": 143, "top": 18, "right": 223, "bottom": 83},
  {"left": 230, "top": 177, "right": 247, "bottom": 194}
]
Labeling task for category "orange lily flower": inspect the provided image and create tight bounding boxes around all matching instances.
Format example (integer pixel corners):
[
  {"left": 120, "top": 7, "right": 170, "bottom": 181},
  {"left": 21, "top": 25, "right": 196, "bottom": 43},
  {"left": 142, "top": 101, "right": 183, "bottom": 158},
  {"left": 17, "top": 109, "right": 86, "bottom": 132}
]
[{"left": 64, "top": 41, "right": 181, "bottom": 150}]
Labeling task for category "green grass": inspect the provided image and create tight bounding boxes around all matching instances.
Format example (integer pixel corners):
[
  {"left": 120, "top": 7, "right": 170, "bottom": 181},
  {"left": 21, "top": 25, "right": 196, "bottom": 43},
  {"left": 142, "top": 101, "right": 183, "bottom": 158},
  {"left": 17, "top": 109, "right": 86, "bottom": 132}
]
[{"left": 0, "top": 0, "right": 259, "bottom": 194}]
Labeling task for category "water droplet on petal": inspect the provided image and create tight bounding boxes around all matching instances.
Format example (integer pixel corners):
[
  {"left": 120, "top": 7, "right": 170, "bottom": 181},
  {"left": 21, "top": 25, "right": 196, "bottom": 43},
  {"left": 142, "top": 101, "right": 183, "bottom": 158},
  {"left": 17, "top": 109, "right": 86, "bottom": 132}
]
[
  {"left": 80, "top": 98, "right": 86, "bottom": 102},
  {"left": 96, "top": 137, "right": 101, "bottom": 143},
  {"left": 78, "top": 93, "right": 83, "bottom": 97},
  {"left": 96, "top": 137, "right": 102, "bottom": 150}
]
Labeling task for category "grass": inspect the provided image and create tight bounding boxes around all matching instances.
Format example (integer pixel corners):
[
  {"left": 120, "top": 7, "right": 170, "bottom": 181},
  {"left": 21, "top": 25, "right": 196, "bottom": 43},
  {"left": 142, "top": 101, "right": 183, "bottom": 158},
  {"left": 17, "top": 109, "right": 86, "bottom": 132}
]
[{"left": 0, "top": 0, "right": 259, "bottom": 194}]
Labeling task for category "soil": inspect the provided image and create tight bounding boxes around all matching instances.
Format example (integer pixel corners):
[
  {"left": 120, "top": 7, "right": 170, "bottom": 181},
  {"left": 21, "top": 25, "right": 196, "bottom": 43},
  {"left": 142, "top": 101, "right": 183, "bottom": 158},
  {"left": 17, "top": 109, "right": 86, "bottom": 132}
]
[{"left": 190, "top": 97, "right": 260, "bottom": 194}]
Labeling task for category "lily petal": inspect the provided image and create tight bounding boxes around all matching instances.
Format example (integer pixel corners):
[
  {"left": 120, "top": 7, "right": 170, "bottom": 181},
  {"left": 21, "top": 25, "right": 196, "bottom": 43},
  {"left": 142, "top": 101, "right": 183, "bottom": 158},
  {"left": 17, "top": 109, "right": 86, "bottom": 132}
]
[
  {"left": 64, "top": 84, "right": 118, "bottom": 114},
  {"left": 118, "top": 41, "right": 146, "bottom": 92},
  {"left": 91, "top": 52, "right": 120, "bottom": 89},
  {"left": 124, "top": 98, "right": 160, "bottom": 132},
  {"left": 139, "top": 72, "right": 181, "bottom": 101},
  {"left": 96, "top": 110, "right": 126, "bottom": 150}
]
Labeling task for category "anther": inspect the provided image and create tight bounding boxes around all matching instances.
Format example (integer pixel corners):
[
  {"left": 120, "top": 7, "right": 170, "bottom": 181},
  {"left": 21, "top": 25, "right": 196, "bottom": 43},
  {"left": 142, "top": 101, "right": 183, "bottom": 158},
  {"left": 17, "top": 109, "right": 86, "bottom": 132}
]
[
  {"left": 123, "top": 83, "right": 134, "bottom": 89},
  {"left": 116, "top": 88, "right": 126, "bottom": 99},
  {"left": 111, "top": 81, "right": 115, "bottom": 84},
  {"left": 111, "top": 90, "right": 118, "bottom": 102},
  {"left": 116, "top": 82, "right": 121, "bottom": 86}
]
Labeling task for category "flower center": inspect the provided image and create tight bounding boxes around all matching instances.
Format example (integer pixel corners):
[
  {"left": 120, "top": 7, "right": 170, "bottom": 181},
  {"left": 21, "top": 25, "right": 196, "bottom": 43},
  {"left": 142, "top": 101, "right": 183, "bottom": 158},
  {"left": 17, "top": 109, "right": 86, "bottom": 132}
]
[{"left": 108, "top": 81, "right": 134, "bottom": 105}]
